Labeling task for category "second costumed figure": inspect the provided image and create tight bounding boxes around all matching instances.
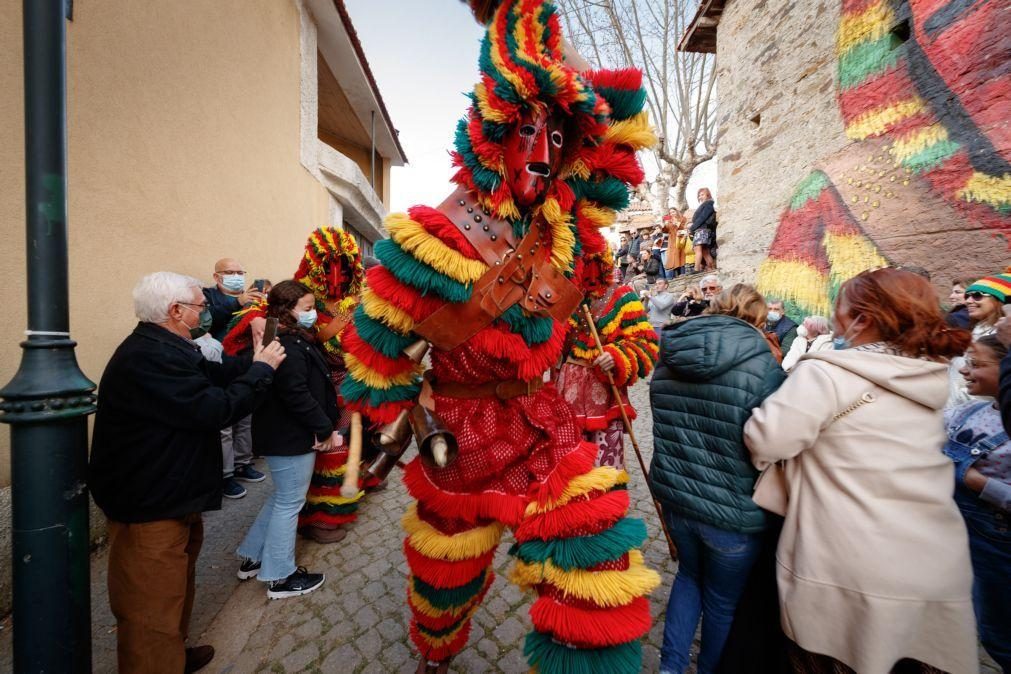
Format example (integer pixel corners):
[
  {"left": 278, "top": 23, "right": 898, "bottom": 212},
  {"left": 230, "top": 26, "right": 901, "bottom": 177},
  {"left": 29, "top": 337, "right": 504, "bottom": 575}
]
[{"left": 339, "top": 1, "right": 661, "bottom": 672}]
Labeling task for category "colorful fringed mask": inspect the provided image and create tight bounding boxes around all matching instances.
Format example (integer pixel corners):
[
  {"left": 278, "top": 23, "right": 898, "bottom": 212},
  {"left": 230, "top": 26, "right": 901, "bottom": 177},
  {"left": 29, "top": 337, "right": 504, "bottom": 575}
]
[{"left": 294, "top": 227, "right": 365, "bottom": 316}]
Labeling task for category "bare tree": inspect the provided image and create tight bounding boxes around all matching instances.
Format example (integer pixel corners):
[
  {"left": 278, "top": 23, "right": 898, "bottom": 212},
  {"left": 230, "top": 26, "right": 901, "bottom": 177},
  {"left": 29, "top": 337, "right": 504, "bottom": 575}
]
[{"left": 559, "top": 0, "right": 717, "bottom": 212}]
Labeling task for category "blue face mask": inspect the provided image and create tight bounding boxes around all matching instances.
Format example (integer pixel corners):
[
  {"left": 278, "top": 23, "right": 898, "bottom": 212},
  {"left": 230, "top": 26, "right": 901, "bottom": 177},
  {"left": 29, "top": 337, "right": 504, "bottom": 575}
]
[
  {"left": 296, "top": 309, "right": 317, "bottom": 329},
  {"left": 832, "top": 317, "right": 862, "bottom": 350},
  {"left": 220, "top": 274, "right": 245, "bottom": 293}
]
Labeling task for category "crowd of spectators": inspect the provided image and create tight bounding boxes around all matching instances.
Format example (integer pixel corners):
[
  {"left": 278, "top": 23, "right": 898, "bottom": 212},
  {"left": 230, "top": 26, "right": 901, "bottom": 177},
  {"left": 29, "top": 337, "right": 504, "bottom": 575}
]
[
  {"left": 647, "top": 267, "right": 1011, "bottom": 674},
  {"left": 82, "top": 240, "right": 1011, "bottom": 674}
]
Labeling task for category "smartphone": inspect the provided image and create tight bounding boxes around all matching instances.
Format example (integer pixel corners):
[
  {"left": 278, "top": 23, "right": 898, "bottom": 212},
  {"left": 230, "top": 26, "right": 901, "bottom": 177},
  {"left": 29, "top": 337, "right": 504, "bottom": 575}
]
[
  {"left": 252, "top": 279, "right": 268, "bottom": 293},
  {"left": 261, "top": 317, "right": 279, "bottom": 347}
]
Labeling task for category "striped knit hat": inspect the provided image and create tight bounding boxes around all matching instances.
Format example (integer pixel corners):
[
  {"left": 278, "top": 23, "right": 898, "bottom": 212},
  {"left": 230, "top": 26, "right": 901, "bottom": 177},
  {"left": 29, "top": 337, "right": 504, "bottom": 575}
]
[{"left": 967, "top": 271, "right": 1011, "bottom": 303}]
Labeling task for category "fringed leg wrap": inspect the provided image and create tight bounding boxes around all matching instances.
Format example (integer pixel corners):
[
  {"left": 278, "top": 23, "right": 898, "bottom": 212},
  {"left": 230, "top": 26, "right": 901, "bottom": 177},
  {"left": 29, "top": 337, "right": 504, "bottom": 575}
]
[
  {"left": 511, "top": 466, "right": 659, "bottom": 674},
  {"left": 403, "top": 502, "right": 504, "bottom": 662},
  {"left": 299, "top": 449, "right": 365, "bottom": 528}
]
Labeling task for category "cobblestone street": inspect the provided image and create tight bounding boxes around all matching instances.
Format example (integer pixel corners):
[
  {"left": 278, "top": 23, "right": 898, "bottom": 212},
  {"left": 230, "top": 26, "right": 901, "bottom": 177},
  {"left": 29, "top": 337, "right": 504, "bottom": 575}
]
[{"left": 0, "top": 380, "right": 1000, "bottom": 672}]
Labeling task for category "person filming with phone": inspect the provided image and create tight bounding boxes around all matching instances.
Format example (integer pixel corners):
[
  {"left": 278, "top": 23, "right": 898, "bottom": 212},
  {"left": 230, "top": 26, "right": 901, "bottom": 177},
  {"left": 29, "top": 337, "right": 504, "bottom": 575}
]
[{"left": 89, "top": 272, "right": 285, "bottom": 673}]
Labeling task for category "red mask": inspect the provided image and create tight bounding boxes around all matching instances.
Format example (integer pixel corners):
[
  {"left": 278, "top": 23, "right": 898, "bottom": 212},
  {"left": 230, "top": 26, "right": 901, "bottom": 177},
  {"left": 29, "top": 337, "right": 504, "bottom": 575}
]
[{"left": 503, "top": 108, "right": 565, "bottom": 207}]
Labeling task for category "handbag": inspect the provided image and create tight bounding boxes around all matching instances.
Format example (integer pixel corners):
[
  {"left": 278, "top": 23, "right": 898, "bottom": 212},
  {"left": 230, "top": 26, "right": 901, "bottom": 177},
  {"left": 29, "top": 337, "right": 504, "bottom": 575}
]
[{"left": 751, "top": 389, "right": 878, "bottom": 516}]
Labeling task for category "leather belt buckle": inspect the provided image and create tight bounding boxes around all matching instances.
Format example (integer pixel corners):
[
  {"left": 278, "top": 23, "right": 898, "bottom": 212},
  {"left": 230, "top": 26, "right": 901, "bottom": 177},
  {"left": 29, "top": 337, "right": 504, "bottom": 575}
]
[{"left": 494, "top": 381, "right": 513, "bottom": 400}]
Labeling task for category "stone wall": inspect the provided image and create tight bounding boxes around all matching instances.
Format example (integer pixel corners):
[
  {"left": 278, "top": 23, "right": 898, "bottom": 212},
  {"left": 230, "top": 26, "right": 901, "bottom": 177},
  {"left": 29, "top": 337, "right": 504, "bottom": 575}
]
[
  {"left": 715, "top": 0, "right": 850, "bottom": 288},
  {"left": 714, "top": 0, "right": 1010, "bottom": 319}
]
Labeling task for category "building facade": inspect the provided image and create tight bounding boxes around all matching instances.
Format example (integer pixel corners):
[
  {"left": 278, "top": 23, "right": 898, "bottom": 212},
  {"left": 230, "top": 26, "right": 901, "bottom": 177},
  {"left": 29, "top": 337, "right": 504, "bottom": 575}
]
[
  {"left": 0, "top": 0, "right": 405, "bottom": 612},
  {"left": 681, "top": 0, "right": 1010, "bottom": 318}
]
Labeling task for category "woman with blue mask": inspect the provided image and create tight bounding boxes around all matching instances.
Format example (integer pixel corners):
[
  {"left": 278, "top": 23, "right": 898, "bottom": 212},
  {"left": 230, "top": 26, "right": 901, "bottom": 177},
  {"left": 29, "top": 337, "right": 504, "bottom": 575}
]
[
  {"left": 744, "top": 269, "right": 977, "bottom": 674},
  {"left": 236, "top": 280, "right": 336, "bottom": 599}
]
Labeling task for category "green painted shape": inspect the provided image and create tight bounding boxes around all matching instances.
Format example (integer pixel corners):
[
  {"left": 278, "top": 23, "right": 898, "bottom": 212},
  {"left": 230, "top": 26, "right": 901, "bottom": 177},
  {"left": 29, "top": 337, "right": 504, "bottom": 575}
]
[
  {"left": 789, "top": 171, "right": 831, "bottom": 211},
  {"left": 900, "top": 139, "right": 960, "bottom": 174},
  {"left": 838, "top": 35, "right": 903, "bottom": 90}
]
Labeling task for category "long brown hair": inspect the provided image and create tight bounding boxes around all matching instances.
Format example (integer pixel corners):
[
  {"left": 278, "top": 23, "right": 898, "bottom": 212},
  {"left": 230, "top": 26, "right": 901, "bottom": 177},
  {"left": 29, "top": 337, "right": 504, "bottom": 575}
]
[
  {"left": 838, "top": 268, "right": 970, "bottom": 360},
  {"left": 706, "top": 283, "right": 768, "bottom": 328},
  {"left": 266, "top": 280, "right": 314, "bottom": 332}
]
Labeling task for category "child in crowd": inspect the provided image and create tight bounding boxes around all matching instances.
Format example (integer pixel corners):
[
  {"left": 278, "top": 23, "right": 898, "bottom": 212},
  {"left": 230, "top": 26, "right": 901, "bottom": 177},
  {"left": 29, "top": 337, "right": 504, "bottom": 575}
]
[{"left": 945, "top": 334, "right": 1011, "bottom": 671}]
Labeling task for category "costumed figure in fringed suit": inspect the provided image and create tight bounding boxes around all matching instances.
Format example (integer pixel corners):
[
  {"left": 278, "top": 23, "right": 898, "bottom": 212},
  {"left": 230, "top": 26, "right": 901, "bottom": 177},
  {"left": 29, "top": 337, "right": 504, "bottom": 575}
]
[
  {"left": 556, "top": 251, "right": 658, "bottom": 470},
  {"left": 223, "top": 228, "right": 371, "bottom": 544},
  {"left": 338, "top": 1, "right": 660, "bottom": 672}
]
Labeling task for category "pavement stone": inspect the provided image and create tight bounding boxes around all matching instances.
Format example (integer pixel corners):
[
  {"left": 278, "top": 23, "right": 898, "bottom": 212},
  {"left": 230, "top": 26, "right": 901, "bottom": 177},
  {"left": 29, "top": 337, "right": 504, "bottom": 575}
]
[{"left": 0, "top": 383, "right": 1001, "bottom": 673}]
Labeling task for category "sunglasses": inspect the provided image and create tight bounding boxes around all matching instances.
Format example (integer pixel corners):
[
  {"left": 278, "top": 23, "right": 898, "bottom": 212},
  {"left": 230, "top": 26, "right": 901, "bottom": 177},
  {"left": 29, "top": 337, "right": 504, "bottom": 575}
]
[{"left": 964, "top": 292, "right": 991, "bottom": 301}]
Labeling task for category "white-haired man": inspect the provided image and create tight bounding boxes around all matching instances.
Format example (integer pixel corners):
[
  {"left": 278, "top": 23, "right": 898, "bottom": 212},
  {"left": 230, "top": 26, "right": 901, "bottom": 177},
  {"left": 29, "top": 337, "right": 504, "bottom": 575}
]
[
  {"left": 671, "top": 274, "right": 722, "bottom": 319},
  {"left": 89, "top": 272, "right": 285, "bottom": 674}
]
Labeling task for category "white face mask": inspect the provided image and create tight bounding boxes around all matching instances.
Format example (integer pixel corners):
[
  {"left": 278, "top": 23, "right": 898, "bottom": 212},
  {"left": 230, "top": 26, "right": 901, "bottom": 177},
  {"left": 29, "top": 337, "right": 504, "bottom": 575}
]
[
  {"left": 797, "top": 324, "right": 809, "bottom": 338},
  {"left": 767, "top": 310, "right": 782, "bottom": 324}
]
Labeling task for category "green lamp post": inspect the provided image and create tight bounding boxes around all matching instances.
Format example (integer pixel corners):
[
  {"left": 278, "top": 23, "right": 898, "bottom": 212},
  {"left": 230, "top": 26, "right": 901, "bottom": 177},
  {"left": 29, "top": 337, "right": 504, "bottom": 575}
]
[{"left": 0, "top": 0, "right": 94, "bottom": 670}]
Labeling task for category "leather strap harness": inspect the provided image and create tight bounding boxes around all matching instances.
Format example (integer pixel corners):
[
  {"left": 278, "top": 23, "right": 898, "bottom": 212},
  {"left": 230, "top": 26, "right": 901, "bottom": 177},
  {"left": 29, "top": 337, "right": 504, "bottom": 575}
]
[{"left": 411, "top": 187, "right": 582, "bottom": 352}]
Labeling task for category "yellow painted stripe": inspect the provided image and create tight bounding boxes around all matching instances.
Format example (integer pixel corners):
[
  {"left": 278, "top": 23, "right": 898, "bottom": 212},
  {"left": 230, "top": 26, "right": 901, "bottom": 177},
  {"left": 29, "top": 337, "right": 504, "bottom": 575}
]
[
  {"left": 509, "top": 549, "right": 661, "bottom": 608},
  {"left": 837, "top": 0, "right": 894, "bottom": 55},
  {"left": 402, "top": 504, "right": 505, "bottom": 561},
  {"left": 757, "top": 259, "right": 832, "bottom": 317},
  {"left": 362, "top": 288, "right": 414, "bottom": 335},
  {"left": 890, "top": 123, "right": 949, "bottom": 164},
  {"left": 822, "top": 230, "right": 889, "bottom": 285},
  {"left": 958, "top": 171, "right": 1011, "bottom": 209},
  {"left": 845, "top": 98, "right": 925, "bottom": 140}
]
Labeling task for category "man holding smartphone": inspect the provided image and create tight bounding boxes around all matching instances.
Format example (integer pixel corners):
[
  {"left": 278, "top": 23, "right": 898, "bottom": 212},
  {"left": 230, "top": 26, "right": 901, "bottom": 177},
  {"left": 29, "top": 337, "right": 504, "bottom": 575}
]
[
  {"left": 204, "top": 257, "right": 268, "bottom": 496},
  {"left": 203, "top": 258, "right": 265, "bottom": 340}
]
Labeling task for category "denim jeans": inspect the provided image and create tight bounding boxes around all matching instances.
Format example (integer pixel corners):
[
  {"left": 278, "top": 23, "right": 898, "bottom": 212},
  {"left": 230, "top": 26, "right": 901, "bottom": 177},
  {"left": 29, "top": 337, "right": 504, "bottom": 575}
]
[
  {"left": 660, "top": 510, "right": 762, "bottom": 674},
  {"left": 237, "top": 453, "right": 315, "bottom": 582},
  {"left": 956, "top": 488, "right": 1011, "bottom": 671}
]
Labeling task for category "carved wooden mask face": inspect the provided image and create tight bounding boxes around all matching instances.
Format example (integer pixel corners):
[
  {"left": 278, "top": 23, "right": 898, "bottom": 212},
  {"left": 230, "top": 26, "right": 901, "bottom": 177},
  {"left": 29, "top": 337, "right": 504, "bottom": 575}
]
[{"left": 503, "top": 107, "right": 566, "bottom": 207}]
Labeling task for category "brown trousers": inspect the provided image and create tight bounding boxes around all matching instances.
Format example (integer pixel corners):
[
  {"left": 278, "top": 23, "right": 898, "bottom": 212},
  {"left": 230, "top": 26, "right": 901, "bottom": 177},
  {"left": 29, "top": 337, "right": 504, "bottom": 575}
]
[{"left": 107, "top": 514, "right": 203, "bottom": 674}]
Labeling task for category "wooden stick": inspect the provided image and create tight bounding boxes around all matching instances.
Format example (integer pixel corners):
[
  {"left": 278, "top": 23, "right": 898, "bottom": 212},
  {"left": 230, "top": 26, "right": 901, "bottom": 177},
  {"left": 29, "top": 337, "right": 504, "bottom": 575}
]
[
  {"left": 340, "top": 412, "right": 364, "bottom": 499},
  {"left": 582, "top": 304, "right": 678, "bottom": 560}
]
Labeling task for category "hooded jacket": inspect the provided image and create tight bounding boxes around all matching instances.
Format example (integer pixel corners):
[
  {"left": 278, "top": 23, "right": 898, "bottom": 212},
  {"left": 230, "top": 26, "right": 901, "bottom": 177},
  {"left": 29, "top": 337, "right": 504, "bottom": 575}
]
[
  {"left": 744, "top": 350, "right": 976, "bottom": 674},
  {"left": 649, "top": 315, "right": 786, "bottom": 533}
]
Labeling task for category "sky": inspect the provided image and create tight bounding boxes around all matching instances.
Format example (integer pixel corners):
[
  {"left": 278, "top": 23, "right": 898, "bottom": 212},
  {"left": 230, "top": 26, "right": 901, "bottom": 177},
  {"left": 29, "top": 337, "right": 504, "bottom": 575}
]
[{"left": 345, "top": 0, "right": 717, "bottom": 214}]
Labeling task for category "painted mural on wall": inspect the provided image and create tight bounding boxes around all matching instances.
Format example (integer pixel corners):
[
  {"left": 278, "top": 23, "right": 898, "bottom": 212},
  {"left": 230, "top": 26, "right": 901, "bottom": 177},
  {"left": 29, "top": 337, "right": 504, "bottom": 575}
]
[{"left": 758, "top": 0, "right": 1011, "bottom": 319}]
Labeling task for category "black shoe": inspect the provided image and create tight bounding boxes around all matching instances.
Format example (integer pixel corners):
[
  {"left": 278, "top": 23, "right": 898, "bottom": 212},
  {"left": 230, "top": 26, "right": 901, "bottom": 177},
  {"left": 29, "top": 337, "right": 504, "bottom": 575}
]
[
  {"left": 233, "top": 463, "right": 266, "bottom": 482},
  {"left": 267, "top": 567, "right": 325, "bottom": 599},
  {"left": 237, "top": 558, "right": 261, "bottom": 581},
  {"left": 222, "top": 477, "right": 247, "bottom": 499},
  {"left": 184, "top": 645, "right": 214, "bottom": 673}
]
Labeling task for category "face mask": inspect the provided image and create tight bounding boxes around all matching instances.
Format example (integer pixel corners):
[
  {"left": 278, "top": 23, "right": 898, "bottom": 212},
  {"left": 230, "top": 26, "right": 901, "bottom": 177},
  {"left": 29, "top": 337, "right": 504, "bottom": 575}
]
[
  {"left": 296, "top": 309, "right": 317, "bottom": 329},
  {"left": 767, "top": 311, "right": 782, "bottom": 324},
  {"left": 796, "top": 324, "right": 809, "bottom": 339},
  {"left": 220, "top": 274, "right": 245, "bottom": 293},
  {"left": 503, "top": 108, "right": 564, "bottom": 207},
  {"left": 832, "top": 317, "right": 863, "bottom": 351},
  {"left": 188, "top": 308, "right": 213, "bottom": 340}
]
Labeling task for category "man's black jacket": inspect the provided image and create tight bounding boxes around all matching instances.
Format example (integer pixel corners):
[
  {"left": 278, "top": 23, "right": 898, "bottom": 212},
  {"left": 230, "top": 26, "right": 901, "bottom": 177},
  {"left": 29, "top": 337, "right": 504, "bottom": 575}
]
[
  {"left": 89, "top": 322, "right": 274, "bottom": 522},
  {"left": 252, "top": 332, "right": 338, "bottom": 457},
  {"left": 202, "top": 285, "right": 241, "bottom": 340}
]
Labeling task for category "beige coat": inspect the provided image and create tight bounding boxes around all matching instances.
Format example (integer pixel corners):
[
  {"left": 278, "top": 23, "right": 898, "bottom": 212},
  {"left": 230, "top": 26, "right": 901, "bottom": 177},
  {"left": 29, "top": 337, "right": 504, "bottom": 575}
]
[{"left": 743, "top": 350, "right": 977, "bottom": 674}]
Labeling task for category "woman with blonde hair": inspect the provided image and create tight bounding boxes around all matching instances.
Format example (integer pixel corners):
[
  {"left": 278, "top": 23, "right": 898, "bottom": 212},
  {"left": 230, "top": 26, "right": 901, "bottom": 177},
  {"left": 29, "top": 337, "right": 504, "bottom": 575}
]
[
  {"left": 744, "top": 268, "right": 976, "bottom": 673},
  {"left": 650, "top": 283, "right": 786, "bottom": 673}
]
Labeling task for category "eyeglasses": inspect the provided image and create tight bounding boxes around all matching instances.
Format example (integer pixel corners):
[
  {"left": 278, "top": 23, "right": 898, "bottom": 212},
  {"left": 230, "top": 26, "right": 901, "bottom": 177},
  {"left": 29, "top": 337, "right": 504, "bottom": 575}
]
[
  {"left": 965, "top": 357, "right": 997, "bottom": 369},
  {"left": 215, "top": 270, "right": 245, "bottom": 276},
  {"left": 964, "top": 292, "right": 989, "bottom": 301},
  {"left": 178, "top": 302, "right": 208, "bottom": 310},
  {"left": 702, "top": 286, "right": 720, "bottom": 292}
]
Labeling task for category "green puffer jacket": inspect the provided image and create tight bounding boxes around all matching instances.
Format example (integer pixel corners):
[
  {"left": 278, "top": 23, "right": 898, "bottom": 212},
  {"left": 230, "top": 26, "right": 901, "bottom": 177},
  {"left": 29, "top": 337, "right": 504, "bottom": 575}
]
[{"left": 649, "top": 315, "right": 786, "bottom": 533}]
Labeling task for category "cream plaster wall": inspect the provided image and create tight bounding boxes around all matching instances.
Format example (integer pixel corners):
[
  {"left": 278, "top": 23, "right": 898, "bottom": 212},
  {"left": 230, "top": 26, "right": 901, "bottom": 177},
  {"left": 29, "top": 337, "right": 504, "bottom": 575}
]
[
  {"left": 714, "top": 0, "right": 848, "bottom": 282},
  {"left": 0, "top": 0, "right": 335, "bottom": 486}
]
